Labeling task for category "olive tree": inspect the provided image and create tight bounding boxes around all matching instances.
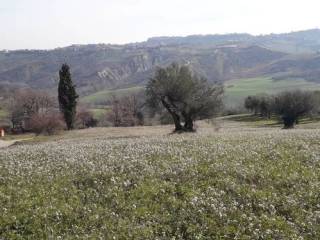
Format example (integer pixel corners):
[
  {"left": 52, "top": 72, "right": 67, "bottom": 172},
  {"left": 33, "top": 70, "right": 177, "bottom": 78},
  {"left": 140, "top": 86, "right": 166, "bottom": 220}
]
[
  {"left": 244, "top": 96, "right": 260, "bottom": 115},
  {"left": 245, "top": 94, "right": 274, "bottom": 118},
  {"left": 274, "top": 90, "right": 315, "bottom": 128},
  {"left": 146, "top": 63, "right": 223, "bottom": 132}
]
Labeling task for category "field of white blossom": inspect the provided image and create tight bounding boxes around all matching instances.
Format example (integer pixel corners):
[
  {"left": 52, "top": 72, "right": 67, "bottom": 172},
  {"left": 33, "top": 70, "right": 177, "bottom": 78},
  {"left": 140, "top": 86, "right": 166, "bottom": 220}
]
[{"left": 1, "top": 122, "right": 320, "bottom": 239}]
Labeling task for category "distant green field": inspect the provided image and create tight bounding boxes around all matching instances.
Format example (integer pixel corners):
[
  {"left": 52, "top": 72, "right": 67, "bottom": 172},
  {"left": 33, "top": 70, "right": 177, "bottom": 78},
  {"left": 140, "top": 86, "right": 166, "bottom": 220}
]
[
  {"left": 81, "top": 77, "right": 320, "bottom": 109},
  {"left": 81, "top": 86, "right": 144, "bottom": 105},
  {"left": 90, "top": 108, "right": 110, "bottom": 118},
  {"left": 224, "top": 77, "right": 320, "bottom": 107},
  {"left": 0, "top": 109, "right": 8, "bottom": 120}
]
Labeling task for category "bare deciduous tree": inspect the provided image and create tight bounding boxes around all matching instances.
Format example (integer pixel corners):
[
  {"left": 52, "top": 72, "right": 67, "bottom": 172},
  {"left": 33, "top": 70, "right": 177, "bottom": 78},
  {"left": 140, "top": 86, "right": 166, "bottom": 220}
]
[
  {"left": 107, "top": 95, "right": 144, "bottom": 127},
  {"left": 76, "top": 108, "right": 98, "bottom": 128},
  {"left": 28, "top": 111, "right": 64, "bottom": 135},
  {"left": 9, "top": 89, "right": 57, "bottom": 132}
]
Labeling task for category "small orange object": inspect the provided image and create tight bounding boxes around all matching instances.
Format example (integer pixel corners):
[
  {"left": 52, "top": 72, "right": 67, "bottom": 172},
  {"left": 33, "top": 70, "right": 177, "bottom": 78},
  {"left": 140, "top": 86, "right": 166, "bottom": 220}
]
[{"left": 0, "top": 128, "right": 5, "bottom": 137}]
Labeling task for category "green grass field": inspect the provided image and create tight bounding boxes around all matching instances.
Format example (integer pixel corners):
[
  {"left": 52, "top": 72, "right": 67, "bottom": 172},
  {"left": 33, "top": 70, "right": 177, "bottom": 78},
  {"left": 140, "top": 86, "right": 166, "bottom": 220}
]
[
  {"left": 81, "top": 86, "right": 144, "bottom": 105},
  {"left": 0, "top": 109, "right": 8, "bottom": 119},
  {"left": 224, "top": 77, "right": 320, "bottom": 107},
  {"left": 89, "top": 108, "right": 110, "bottom": 119},
  {"left": 0, "top": 109, "right": 9, "bottom": 126},
  {"left": 1, "top": 120, "right": 320, "bottom": 238},
  {"left": 81, "top": 77, "right": 320, "bottom": 109}
]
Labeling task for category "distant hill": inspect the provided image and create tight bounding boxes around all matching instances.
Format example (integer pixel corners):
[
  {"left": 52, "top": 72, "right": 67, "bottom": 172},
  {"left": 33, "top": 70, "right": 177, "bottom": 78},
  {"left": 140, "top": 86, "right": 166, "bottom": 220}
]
[
  {"left": 146, "top": 29, "right": 320, "bottom": 54},
  {"left": 1, "top": 29, "right": 320, "bottom": 97}
]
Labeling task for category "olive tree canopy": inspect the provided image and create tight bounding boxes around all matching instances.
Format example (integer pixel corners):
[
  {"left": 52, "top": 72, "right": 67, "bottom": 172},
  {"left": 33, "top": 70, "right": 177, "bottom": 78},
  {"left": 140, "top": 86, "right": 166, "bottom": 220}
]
[
  {"left": 274, "top": 90, "right": 315, "bottom": 128},
  {"left": 146, "top": 63, "right": 223, "bottom": 132}
]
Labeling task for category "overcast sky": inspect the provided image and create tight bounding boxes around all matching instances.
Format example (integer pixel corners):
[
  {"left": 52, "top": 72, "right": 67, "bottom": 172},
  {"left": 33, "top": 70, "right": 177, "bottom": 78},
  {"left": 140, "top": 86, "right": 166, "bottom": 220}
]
[{"left": 1, "top": 0, "right": 320, "bottom": 50}]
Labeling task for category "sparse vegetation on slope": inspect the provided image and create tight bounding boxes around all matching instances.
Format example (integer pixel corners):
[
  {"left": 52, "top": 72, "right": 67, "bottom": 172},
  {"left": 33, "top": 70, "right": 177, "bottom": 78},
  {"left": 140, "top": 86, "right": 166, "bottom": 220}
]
[{"left": 81, "top": 86, "right": 144, "bottom": 105}]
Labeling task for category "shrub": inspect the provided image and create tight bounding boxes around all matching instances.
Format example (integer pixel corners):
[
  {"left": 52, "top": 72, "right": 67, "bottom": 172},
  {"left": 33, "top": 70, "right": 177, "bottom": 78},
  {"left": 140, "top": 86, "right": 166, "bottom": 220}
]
[
  {"left": 29, "top": 112, "right": 64, "bottom": 135},
  {"left": 107, "top": 95, "right": 144, "bottom": 127},
  {"left": 76, "top": 110, "right": 98, "bottom": 128},
  {"left": 8, "top": 89, "right": 56, "bottom": 132}
]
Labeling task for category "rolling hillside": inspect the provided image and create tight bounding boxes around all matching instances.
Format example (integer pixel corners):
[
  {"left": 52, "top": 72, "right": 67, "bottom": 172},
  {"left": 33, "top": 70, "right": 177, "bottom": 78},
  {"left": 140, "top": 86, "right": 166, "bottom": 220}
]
[{"left": 1, "top": 29, "right": 320, "bottom": 99}]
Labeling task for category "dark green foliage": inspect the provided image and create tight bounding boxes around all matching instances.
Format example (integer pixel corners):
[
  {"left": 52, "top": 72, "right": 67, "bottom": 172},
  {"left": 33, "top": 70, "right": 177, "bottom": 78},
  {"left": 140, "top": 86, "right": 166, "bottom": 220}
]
[
  {"left": 245, "top": 95, "right": 274, "bottom": 118},
  {"left": 245, "top": 91, "right": 318, "bottom": 128},
  {"left": 274, "top": 90, "right": 315, "bottom": 128},
  {"left": 258, "top": 95, "right": 274, "bottom": 118},
  {"left": 146, "top": 63, "right": 223, "bottom": 132},
  {"left": 58, "top": 64, "right": 78, "bottom": 130},
  {"left": 244, "top": 96, "right": 261, "bottom": 115}
]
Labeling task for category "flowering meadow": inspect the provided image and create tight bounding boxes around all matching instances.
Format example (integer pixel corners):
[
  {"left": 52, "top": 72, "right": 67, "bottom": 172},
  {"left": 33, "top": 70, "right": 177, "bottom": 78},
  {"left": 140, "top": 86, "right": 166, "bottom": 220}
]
[{"left": 1, "top": 124, "right": 320, "bottom": 239}]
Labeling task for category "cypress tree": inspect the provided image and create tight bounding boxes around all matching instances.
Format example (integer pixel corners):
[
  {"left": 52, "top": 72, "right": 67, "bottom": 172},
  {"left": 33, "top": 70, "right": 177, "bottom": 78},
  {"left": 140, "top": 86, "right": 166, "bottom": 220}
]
[{"left": 58, "top": 64, "right": 78, "bottom": 130}]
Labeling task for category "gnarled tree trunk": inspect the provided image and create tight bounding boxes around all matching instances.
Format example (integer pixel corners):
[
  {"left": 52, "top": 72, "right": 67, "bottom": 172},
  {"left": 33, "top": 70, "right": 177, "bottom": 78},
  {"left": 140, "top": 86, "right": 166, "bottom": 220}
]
[
  {"left": 282, "top": 116, "right": 295, "bottom": 129},
  {"left": 161, "top": 99, "right": 183, "bottom": 131},
  {"left": 182, "top": 111, "right": 194, "bottom": 132}
]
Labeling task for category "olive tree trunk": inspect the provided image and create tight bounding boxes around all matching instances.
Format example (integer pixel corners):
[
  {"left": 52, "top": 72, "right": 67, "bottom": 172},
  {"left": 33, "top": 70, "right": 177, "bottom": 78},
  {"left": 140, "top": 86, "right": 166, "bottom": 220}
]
[
  {"left": 161, "top": 99, "right": 183, "bottom": 131},
  {"left": 282, "top": 116, "right": 296, "bottom": 129}
]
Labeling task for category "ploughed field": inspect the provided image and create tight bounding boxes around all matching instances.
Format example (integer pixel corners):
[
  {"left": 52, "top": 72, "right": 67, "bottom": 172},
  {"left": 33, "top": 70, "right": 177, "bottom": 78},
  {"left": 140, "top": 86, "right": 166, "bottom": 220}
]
[{"left": 1, "top": 122, "right": 320, "bottom": 239}]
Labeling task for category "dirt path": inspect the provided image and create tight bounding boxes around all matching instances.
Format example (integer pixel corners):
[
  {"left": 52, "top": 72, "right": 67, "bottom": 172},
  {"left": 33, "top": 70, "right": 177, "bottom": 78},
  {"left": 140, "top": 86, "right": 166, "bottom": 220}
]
[
  {"left": 0, "top": 138, "right": 33, "bottom": 149},
  {"left": 0, "top": 140, "right": 16, "bottom": 148}
]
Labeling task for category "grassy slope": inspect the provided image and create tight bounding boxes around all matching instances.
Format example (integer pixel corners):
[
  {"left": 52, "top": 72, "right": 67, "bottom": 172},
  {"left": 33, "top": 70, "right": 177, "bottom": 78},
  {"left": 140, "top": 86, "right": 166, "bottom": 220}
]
[
  {"left": 224, "top": 77, "right": 320, "bottom": 107},
  {"left": 0, "top": 109, "right": 9, "bottom": 125},
  {"left": 81, "top": 86, "right": 144, "bottom": 105},
  {"left": 81, "top": 77, "right": 320, "bottom": 109},
  {"left": 1, "top": 121, "right": 320, "bottom": 238},
  {"left": 89, "top": 108, "right": 110, "bottom": 119},
  {"left": 0, "top": 109, "right": 7, "bottom": 118}
]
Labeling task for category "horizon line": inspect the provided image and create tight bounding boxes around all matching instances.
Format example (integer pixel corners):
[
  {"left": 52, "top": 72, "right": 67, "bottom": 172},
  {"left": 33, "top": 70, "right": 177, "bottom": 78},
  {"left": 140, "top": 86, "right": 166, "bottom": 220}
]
[{"left": 1, "top": 28, "right": 319, "bottom": 52}]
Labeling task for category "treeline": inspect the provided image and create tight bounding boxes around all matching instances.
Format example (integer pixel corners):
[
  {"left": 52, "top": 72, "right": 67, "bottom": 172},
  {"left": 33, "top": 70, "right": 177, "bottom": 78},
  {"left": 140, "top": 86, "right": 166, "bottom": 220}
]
[
  {"left": 3, "top": 63, "right": 224, "bottom": 134},
  {"left": 3, "top": 62, "right": 320, "bottom": 135},
  {"left": 245, "top": 91, "right": 320, "bottom": 128}
]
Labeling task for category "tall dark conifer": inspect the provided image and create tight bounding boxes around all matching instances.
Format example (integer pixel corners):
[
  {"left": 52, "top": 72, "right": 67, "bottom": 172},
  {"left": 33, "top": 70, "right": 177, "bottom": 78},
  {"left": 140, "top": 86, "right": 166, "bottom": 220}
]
[{"left": 58, "top": 64, "right": 78, "bottom": 130}]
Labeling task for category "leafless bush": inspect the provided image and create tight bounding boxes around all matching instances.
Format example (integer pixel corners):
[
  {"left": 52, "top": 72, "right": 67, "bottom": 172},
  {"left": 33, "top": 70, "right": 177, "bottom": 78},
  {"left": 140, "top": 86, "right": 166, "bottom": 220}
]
[
  {"left": 76, "top": 108, "right": 98, "bottom": 128},
  {"left": 107, "top": 95, "right": 144, "bottom": 127},
  {"left": 29, "top": 111, "right": 64, "bottom": 135},
  {"left": 8, "top": 89, "right": 56, "bottom": 132}
]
